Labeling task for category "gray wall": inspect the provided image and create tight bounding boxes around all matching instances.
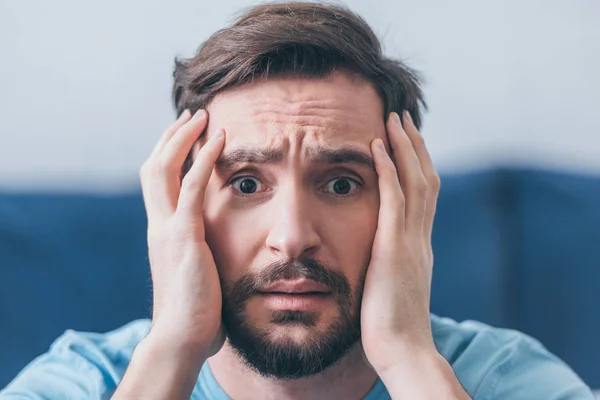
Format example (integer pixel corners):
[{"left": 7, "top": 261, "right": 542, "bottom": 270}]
[{"left": 1, "top": 0, "right": 599, "bottom": 190}]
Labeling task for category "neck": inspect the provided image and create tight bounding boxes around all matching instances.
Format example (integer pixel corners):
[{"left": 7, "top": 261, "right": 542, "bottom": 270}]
[{"left": 208, "top": 341, "right": 380, "bottom": 400}]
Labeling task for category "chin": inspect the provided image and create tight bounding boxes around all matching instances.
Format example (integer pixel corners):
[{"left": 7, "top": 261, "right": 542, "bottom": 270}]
[
  {"left": 224, "top": 311, "right": 362, "bottom": 379},
  {"left": 267, "top": 322, "right": 324, "bottom": 343}
]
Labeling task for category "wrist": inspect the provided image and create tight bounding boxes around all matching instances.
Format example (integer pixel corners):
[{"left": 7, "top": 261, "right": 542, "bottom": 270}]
[
  {"left": 375, "top": 341, "right": 439, "bottom": 380},
  {"left": 142, "top": 328, "right": 208, "bottom": 370},
  {"left": 367, "top": 330, "right": 435, "bottom": 376},
  {"left": 377, "top": 345, "right": 470, "bottom": 399},
  {"left": 113, "top": 328, "right": 208, "bottom": 399}
]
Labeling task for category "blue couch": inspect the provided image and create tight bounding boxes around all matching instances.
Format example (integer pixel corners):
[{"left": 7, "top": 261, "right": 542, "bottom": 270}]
[{"left": 1, "top": 167, "right": 599, "bottom": 389}]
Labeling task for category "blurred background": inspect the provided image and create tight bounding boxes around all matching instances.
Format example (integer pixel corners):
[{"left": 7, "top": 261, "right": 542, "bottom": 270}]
[{"left": 1, "top": 0, "right": 599, "bottom": 392}]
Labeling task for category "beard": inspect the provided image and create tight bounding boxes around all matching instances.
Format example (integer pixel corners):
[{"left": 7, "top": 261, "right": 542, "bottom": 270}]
[{"left": 220, "top": 257, "right": 366, "bottom": 380}]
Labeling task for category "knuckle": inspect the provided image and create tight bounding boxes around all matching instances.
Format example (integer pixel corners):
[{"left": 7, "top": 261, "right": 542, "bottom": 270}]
[
  {"left": 392, "top": 189, "right": 406, "bottom": 208},
  {"left": 139, "top": 162, "right": 152, "bottom": 180},
  {"left": 384, "top": 161, "right": 398, "bottom": 177},
  {"left": 140, "top": 161, "right": 163, "bottom": 181},
  {"left": 411, "top": 174, "right": 429, "bottom": 195},
  {"left": 180, "top": 172, "right": 199, "bottom": 192},
  {"left": 414, "top": 133, "right": 426, "bottom": 147},
  {"left": 414, "top": 176, "right": 429, "bottom": 196},
  {"left": 429, "top": 173, "right": 441, "bottom": 193},
  {"left": 155, "top": 159, "right": 176, "bottom": 176},
  {"left": 139, "top": 166, "right": 154, "bottom": 194}
]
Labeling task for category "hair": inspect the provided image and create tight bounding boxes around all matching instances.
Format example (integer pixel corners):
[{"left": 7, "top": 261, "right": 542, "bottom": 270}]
[{"left": 173, "top": 1, "right": 426, "bottom": 173}]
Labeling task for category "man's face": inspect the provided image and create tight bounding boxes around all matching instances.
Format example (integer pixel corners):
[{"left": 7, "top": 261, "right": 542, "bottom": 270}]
[{"left": 201, "top": 71, "right": 387, "bottom": 378}]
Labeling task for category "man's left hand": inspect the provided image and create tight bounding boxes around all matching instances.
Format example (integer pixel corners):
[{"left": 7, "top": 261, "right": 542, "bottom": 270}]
[
  {"left": 361, "top": 110, "right": 439, "bottom": 370},
  {"left": 361, "top": 111, "right": 470, "bottom": 399}
]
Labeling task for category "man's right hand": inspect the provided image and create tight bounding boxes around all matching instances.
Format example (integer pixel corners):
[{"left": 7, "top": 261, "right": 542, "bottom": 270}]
[
  {"left": 112, "top": 109, "right": 226, "bottom": 400},
  {"left": 141, "top": 108, "right": 225, "bottom": 358}
]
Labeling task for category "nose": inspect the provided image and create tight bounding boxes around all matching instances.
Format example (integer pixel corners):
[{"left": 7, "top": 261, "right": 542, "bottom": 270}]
[{"left": 265, "top": 184, "right": 322, "bottom": 259}]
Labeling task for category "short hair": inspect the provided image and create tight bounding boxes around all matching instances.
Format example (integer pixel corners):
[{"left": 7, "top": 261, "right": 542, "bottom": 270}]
[{"left": 173, "top": 1, "right": 426, "bottom": 173}]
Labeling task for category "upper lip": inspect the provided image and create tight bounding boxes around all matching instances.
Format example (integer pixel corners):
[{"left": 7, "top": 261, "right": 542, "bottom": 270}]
[{"left": 260, "top": 279, "right": 331, "bottom": 294}]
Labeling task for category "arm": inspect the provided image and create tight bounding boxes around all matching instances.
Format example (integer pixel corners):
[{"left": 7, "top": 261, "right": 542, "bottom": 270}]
[
  {"left": 377, "top": 344, "right": 470, "bottom": 400},
  {"left": 112, "top": 331, "right": 207, "bottom": 400},
  {"left": 485, "top": 337, "right": 595, "bottom": 400}
]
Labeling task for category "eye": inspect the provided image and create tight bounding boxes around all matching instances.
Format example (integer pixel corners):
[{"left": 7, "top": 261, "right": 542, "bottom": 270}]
[
  {"left": 323, "top": 177, "right": 361, "bottom": 196},
  {"left": 230, "top": 176, "right": 265, "bottom": 195}
]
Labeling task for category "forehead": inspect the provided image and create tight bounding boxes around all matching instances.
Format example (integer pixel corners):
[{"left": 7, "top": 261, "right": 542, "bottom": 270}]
[{"left": 205, "top": 71, "right": 387, "bottom": 151}]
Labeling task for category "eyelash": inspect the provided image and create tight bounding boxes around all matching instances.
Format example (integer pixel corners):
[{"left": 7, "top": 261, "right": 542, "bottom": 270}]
[
  {"left": 319, "top": 176, "right": 362, "bottom": 197},
  {"left": 228, "top": 175, "right": 267, "bottom": 197},
  {"left": 227, "top": 175, "right": 363, "bottom": 197}
]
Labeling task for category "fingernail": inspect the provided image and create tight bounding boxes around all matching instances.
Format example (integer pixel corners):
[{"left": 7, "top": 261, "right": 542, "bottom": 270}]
[
  {"left": 404, "top": 110, "right": 413, "bottom": 124},
  {"left": 180, "top": 109, "right": 191, "bottom": 119},
  {"left": 377, "top": 139, "right": 386, "bottom": 152},
  {"left": 210, "top": 129, "right": 224, "bottom": 141},
  {"left": 394, "top": 112, "right": 402, "bottom": 125},
  {"left": 192, "top": 109, "right": 206, "bottom": 120}
]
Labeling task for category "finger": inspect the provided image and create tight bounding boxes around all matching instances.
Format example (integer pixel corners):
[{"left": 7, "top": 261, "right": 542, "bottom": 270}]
[
  {"left": 144, "top": 109, "right": 209, "bottom": 217},
  {"left": 140, "top": 110, "right": 190, "bottom": 223},
  {"left": 371, "top": 138, "right": 406, "bottom": 242},
  {"left": 149, "top": 109, "right": 192, "bottom": 160},
  {"left": 402, "top": 111, "right": 441, "bottom": 242},
  {"left": 386, "top": 112, "right": 427, "bottom": 235},
  {"left": 178, "top": 128, "right": 226, "bottom": 216}
]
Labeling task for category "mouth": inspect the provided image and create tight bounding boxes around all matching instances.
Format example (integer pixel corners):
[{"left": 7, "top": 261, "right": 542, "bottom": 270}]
[
  {"left": 258, "top": 285, "right": 332, "bottom": 311},
  {"left": 256, "top": 279, "right": 333, "bottom": 311},
  {"left": 259, "top": 278, "right": 331, "bottom": 295}
]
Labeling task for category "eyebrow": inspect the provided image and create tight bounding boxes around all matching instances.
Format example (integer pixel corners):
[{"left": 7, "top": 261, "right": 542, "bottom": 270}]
[
  {"left": 216, "top": 148, "right": 284, "bottom": 169},
  {"left": 306, "top": 146, "right": 375, "bottom": 170},
  {"left": 215, "top": 146, "right": 374, "bottom": 170}
]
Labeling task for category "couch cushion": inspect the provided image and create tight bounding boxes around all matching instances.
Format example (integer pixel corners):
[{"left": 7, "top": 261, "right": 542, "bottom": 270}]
[
  {"left": 430, "top": 170, "right": 510, "bottom": 327},
  {"left": 506, "top": 169, "right": 600, "bottom": 387},
  {"left": 0, "top": 192, "right": 151, "bottom": 387}
]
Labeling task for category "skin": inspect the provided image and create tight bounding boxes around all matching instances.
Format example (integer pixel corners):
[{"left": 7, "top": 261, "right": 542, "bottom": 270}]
[
  {"left": 203, "top": 73, "right": 385, "bottom": 398},
  {"left": 113, "top": 71, "right": 470, "bottom": 399},
  {"left": 203, "top": 73, "right": 382, "bottom": 345}
]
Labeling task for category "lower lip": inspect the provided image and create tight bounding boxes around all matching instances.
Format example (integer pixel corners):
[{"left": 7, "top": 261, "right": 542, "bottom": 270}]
[{"left": 258, "top": 292, "right": 331, "bottom": 311}]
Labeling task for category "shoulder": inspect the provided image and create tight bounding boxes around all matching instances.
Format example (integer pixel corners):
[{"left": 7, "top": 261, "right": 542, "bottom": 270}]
[
  {"left": 0, "top": 319, "right": 151, "bottom": 399},
  {"left": 430, "top": 315, "right": 595, "bottom": 399}
]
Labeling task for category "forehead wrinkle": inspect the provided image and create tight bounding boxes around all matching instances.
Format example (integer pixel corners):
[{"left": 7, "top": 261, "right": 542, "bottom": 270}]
[
  {"left": 249, "top": 99, "right": 358, "bottom": 132},
  {"left": 207, "top": 74, "right": 387, "bottom": 166},
  {"left": 252, "top": 98, "right": 350, "bottom": 116}
]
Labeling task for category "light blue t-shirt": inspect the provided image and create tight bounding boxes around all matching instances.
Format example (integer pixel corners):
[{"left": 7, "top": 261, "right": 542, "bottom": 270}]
[{"left": 1, "top": 315, "right": 594, "bottom": 399}]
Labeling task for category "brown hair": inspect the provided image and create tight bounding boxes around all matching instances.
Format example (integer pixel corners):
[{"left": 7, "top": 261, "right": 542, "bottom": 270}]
[{"left": 173, "top": 1, "right": 426, "bottom": 172}]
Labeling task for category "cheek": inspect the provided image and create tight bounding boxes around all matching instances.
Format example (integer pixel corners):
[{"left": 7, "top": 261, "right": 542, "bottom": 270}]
[
  {"left": 320, "top": 194, "right": 379, "bottom": 283},
  {"left": 203, "top": 188, "right": 264, "bottom": 284}
]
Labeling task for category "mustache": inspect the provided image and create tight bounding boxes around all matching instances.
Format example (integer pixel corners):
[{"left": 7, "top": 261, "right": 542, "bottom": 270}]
[{"left": 223, "top": 257, "right": 351, "bottom": 305}]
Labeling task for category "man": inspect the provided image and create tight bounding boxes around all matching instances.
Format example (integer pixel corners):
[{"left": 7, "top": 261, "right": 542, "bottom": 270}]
[{"left": 1, "top": 2, "right": 594, "bottom": 399}]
